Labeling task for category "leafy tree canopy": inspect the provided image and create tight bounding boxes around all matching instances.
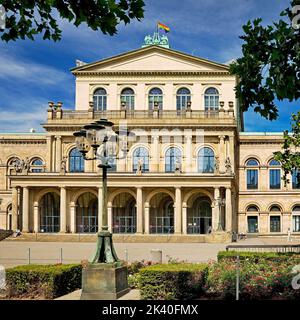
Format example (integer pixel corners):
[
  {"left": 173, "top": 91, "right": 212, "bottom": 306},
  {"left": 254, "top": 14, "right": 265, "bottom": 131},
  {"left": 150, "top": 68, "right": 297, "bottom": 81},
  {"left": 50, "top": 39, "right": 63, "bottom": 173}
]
[
  {"left": 230, "top": 0, "right": 300, "bottom": 120},
  {"left": 0, "top": 0, "right": 145, "bottom": 41}
]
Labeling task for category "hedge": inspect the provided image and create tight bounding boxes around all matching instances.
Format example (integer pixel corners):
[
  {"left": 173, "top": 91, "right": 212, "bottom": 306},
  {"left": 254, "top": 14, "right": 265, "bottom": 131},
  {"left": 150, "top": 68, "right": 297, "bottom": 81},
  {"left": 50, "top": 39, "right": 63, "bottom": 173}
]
[
  {"left": 218, "top": 251, "right": 300, "bottom": 263},
  {"left": 138, "top": 263, "right": 208, "bottom": 300},
  {"left": 6, "top": 264, "right": 82, "bottom": 299}
]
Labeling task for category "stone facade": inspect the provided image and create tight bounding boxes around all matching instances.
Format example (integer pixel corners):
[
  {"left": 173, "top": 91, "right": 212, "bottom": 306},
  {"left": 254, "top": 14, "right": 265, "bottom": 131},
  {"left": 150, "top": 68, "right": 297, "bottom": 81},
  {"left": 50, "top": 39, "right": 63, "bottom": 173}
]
[{"left": 0, "top": 41, "right": 299, "bottom": 240}]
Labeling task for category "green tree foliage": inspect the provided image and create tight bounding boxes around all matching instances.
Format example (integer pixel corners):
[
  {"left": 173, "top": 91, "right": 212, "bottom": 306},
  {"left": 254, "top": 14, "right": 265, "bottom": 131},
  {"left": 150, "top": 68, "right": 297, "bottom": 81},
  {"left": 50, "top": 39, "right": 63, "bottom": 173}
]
[
  {"left": 274, "top": 112, "right": 300, "bottom": 185},
  {"left": 0, "top": 0, "right": 145, "bottom": 41},
  {"left": 230, "top": 0, "right": 300, "bottom": 120}
]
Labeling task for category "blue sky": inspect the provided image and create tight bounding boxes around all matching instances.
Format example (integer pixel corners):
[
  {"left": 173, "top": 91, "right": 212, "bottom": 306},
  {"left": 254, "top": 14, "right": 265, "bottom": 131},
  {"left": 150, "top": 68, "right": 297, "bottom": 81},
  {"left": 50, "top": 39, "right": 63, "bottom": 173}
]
[{"left": 0, "top": 0, "right": 299, "bottom": 132}]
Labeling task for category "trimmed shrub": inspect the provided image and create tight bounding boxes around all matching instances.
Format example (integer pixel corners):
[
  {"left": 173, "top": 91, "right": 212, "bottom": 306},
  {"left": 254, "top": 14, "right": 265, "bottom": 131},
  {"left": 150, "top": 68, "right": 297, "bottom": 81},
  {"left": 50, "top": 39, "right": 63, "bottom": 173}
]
[
  {"left": 6, "top": 264, "right": 82, "bottom": 299},
  {"left": 138, "top": 263, "right": 208, "bottom": 300},
  {"left": 218, "top": 251, "right": 300, "bottom": 263}
]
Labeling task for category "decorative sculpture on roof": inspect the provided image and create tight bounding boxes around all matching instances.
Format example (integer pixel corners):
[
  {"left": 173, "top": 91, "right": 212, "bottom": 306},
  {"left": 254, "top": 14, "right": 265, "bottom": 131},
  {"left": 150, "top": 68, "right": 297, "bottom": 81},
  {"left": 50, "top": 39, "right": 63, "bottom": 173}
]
[{"left": 142, "top": 32, "right": 170, "bottom": 48}]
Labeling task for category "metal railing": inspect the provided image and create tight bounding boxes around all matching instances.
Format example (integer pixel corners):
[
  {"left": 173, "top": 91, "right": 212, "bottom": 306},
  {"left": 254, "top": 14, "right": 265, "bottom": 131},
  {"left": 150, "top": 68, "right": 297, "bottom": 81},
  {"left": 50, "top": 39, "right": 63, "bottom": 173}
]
[{"left": 226, "top": 244, "right": 300, "bottom": 253}]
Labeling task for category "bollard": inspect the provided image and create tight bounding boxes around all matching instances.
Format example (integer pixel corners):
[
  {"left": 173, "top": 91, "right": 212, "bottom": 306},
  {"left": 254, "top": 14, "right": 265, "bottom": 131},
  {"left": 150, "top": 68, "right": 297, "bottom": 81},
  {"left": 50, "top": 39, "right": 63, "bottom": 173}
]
[
  {"left": 60, "top": 248, "right": 63, "bottom": 264},
  {"left": 28, "top": 248, "right": 31, "bottom": 265},
  {"left": 236, "top": 255, "right": 240, "bottom": 300},
  {"left": 150, "top": 249, "right": 162, "bottom": 264}
]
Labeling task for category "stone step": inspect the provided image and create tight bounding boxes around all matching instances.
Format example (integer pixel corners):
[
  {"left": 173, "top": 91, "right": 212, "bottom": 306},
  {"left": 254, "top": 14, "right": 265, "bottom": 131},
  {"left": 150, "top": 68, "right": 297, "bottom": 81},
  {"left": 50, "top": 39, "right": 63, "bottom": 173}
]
[{"left": 5, "top": 233, "right": 207, "bottom": 243}]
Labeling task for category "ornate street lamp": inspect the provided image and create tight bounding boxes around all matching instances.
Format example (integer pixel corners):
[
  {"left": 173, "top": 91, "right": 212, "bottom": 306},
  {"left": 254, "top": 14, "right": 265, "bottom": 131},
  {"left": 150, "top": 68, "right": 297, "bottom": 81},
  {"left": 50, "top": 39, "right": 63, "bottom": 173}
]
[
  {"left": 216, "top": 197, "right": 226, "bottom": 232},
  {"left": 74, "top": 119, "right": 134, "bottom": 299}
]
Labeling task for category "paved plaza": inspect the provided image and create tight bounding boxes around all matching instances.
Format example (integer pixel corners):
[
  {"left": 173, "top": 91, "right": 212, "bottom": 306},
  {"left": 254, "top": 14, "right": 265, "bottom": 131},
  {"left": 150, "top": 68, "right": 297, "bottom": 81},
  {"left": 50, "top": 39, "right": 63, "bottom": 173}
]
[{"left": 0, "top": 237, "right": 299, "bottom": 268}]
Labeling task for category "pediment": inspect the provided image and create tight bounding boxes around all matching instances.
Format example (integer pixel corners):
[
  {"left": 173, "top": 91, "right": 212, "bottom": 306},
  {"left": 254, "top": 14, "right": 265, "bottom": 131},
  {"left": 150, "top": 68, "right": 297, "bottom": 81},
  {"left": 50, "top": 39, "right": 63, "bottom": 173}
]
[{"left": 72, "top": 46, "right": 229, "bottom": 74}]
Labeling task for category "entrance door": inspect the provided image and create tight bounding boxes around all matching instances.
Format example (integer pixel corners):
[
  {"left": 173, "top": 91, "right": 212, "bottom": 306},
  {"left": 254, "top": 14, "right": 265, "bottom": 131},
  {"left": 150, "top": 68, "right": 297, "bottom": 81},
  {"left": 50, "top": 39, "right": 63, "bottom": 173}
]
[{"left": 248, "top": 216, "right": 258, "bottom": 233}]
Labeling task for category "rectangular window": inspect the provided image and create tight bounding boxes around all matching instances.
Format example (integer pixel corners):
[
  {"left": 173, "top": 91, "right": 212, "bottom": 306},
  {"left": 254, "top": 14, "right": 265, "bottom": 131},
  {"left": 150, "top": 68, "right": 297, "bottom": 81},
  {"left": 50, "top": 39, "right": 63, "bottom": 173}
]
[
  {"left": 293, "top": 216, "right": 300, "bottom": 232},
  {"left": 247, "top": 169, "right": 258, "bottom": 189},
  {"left": 270, "top": 169, "right": 281, "bottom": 189},
  {"left": 247, "top": 216, "right": 258, "bottom": 233},
  {"left": 270, "top": 216, "right": 281, "bottom": 232},
  {"left": 292, "top": 169, "right": 300, "bottom": 189}
]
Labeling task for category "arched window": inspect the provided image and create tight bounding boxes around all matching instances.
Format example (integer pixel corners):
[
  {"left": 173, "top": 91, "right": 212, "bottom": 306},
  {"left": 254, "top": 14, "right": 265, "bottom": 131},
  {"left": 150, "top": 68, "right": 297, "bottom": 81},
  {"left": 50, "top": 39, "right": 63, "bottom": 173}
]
[
  {"left": 198, "top": 147, "right": 215, "bottom": 173},
  {"left": 132, "top": 147, "right": 149, "bottom": 172},
  {"left": 176, "top": 87, "right": 191, "bottom": 110},
  {"left": 204, "top": 87, "right": 219, "bottom": 111},
  {"left": 292, "top": 168, "right": 300, "bottom": 189},
  {"left": 269, "top": 205, "right": 281, "bottom": 233},
  {"left": 269, "top": 159, "right": 281, "bottom": 189},
  {"left": 31, "top": 158, "right": 44, "bottom": 173},
  {"left": 120, "top": 88, "right": 135, "bottom": 110},
  {"left": 293, "top": 206, "right": 300, "bottom": 232},
  {"left": 76, "top": 193, "right": 98, "bottom": 233},
  {"left": 93, "top": 88, "right": 107, "bottom": 111},
  {"left": 149, "top": 88, "right": 163, "bottom": 110},
  {"left": 165, "top": 147, "right": 181, "bottom": 173},
  {"left": 246, "top": 205, "right": 259, "bottom": 233},
  {"left": 246, "top": 158, "right": 259, "bottom": 190},
  {"left": 69, "top": 148, "right": 85, "bottom": 173}
]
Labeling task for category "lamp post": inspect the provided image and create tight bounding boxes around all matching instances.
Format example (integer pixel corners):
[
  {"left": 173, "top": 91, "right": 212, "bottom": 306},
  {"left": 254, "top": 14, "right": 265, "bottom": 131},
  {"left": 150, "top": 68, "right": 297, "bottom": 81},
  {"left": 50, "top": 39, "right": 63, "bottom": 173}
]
[
  {"left": 74, "top": 119, "right": 134, "bottom": 299},
  {"left": 216, "top": 196, "right": 226, "bottom": 232}
]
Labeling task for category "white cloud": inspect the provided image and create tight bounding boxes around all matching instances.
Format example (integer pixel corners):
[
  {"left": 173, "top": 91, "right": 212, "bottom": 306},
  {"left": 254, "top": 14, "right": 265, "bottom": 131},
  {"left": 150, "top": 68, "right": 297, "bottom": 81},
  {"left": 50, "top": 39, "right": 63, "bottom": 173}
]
[{"left": 0, "top": 53, "right": 70, "bottom": 85}]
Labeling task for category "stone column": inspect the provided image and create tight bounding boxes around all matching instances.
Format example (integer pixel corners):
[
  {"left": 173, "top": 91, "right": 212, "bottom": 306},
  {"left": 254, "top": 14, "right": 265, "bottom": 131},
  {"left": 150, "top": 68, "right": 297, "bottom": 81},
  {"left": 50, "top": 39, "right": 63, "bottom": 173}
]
[
  {"left": 12, "top": 187, "right": 18, "bottom": 231},
  {"left": 225, "top": 187, "right": 232, "bottom": 232},
  {"left": 184, "top": 132, "right": 192, "bottom": 173},
  {"left": 212, "top": 187, "right": 220, "bottom": 231},
  {"left": 182, "top": 203, "right": 188, "bottom": 234},
  {"left": 98, "top": 187, "right": 103, "bottom": 231},
  {"left": 219, "top": 135, "right": 226, "bottom": 173},
  {"left": 70, "top": 202, "right": 76, "bottom": 233},
  {"left": 33, "top": 202, "right": 39, "bottom": 233},
  {"left": 229, "top": 135, "right": 235, "bottom": 173},
  {"left": 107, "top": 205, "right": 112, "bottom": 233},
  {"left": 60, "top": 187, "right": 67, "bottom": 233},
  {"left": 144, "top": 202, "right": 150, "bottom": 234},
  {"left": 22, "top": 187, "right": 29, "bottom": 232},
  {"left": 46, "top": 136, "right": 52, "bottom": 172},
  {"left": 175, "top": 187, "right": 182, "bottom": 234},
  {"left": 55, "top": 136, "right": 62, "bottom": 172},
  {"left": 136, "top": 187, "right": 143, "bottom": 234},
  {"left": 151, "top": 133, "right": 160, "bottom": 172}
]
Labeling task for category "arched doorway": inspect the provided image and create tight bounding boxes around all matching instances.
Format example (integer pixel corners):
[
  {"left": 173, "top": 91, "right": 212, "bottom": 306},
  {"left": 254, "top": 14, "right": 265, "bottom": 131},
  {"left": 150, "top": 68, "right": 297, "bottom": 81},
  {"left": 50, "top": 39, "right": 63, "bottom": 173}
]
[
  {"left": 6, "top": 204, "right": 12, "bottom": 230},
  {"left": 76, "top": 192, "right": 98, "bottom": 233},
  {"left": 39, "top": 192, "right": 60, "bottom": 233},
  {"left": 187, "top": 196, "right": 212, "bottom": 234},
  {"left": 149, "top": 193, "right": 174, "bottom": 234},
  {"left": 112, "top": 193, "right": 136, "bottom": 234}
]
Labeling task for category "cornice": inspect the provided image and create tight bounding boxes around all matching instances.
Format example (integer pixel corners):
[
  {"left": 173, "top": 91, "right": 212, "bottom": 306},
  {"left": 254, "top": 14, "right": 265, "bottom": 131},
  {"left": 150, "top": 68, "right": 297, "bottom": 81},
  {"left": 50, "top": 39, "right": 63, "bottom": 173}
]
[
  {"left": 0, "top": 139, "right": 46, "bottom": 144},
  {"left": 73, "top": 71, "right": 231, "bottom": 77}
]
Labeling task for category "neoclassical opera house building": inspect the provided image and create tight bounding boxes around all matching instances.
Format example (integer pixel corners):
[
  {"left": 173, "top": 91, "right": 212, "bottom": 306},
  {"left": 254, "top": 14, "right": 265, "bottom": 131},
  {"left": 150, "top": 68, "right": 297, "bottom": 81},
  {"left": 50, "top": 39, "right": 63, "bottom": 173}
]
[{"left": 1, "top": 34, "right": 300, "bottom": 242}]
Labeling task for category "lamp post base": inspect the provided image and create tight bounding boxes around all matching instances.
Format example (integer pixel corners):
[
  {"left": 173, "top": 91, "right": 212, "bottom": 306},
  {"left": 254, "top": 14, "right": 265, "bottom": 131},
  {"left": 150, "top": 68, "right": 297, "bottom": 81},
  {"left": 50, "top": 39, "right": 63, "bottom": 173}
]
[{"left": 81, "top": 263, "right": 129, "bottom": 300}]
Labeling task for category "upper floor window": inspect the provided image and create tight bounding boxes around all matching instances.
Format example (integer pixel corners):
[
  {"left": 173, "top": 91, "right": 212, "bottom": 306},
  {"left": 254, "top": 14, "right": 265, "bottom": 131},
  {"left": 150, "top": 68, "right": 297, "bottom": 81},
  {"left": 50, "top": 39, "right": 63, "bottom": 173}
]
[
  {"left": 133, "top": 147, "right": 149, "bottom": 172},
  {"left": 198, "top": 147, "right": 215, "bottom": 173},
  {"left": 269, "top": 159, "right": 281, "bottom": 189},
  {"left": 69, "top": 148, "right": 85, "bottom": 173},
  {"left": 292, "top": 168, "right": 300, "bottom": 189},
  {"left": 176, "top": 87, "right": 191, "bottom": 110},
  {"left": 165, "top": 147, "right": 181, "bottom": 173},
  {"left": 121, "top": 88, "right": 135, "bottom": 110},
  {"left": 31, "top": 158, "right": 44, "bottom": 173},
  {"left": 149, "top": 88, "right": 163, "bottom": 110},
  {"left": 246, "top": 158, "right": 259, "bottom": 189},
  {"left": 204, "top": 87, "right": 219, "bottom": 111},
  {"left": 93, "top": 88, "right": 107, "bottom": 111}
]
